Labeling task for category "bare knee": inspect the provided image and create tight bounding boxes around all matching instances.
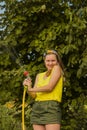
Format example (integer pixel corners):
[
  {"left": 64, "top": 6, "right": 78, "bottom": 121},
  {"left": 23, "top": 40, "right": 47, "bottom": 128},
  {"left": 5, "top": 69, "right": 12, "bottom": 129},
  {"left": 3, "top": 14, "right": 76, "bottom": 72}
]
[
  {"left": 45, "top": 124, "right": 61, "bottom": 130},
  {"left": 33, "top": 124, "right": 46, "bottom": 130}
]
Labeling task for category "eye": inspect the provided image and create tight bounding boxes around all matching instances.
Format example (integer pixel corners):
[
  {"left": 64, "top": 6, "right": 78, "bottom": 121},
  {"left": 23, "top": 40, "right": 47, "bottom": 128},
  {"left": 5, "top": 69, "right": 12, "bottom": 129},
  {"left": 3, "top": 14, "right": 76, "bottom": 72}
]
[{"left": 46, "top": 60, "right": 50, "bottom": 62}]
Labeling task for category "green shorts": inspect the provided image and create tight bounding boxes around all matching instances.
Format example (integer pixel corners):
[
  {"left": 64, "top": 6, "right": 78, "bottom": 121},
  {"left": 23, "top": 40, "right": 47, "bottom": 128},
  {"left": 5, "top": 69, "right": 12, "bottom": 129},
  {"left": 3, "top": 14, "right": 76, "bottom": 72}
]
[{"left": 30, "top": 100, "right": 62, "bottom": 125}]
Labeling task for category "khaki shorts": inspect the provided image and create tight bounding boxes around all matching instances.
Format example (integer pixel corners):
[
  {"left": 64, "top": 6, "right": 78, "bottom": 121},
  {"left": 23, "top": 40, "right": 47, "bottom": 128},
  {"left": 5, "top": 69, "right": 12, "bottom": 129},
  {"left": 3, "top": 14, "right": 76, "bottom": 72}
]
[{"left": 30, "top": 100, "right": 62, "bottom": 125}]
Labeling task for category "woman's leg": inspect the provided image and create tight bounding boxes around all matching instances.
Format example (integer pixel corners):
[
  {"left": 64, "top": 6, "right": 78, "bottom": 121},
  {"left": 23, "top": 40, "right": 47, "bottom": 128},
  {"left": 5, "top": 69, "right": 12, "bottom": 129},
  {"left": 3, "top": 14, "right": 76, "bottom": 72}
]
[
  {"left": 45, "top": 124, "right": 61, "bottom": 130},
  {"left": 33, "top": 124, "right": 46, "bottom": 130}
]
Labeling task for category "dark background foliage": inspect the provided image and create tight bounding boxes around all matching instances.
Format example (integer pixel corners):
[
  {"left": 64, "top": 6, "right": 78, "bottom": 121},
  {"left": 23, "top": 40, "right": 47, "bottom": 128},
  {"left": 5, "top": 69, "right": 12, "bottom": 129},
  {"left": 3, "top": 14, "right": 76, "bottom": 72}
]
[{"left": 0, "top": 0, "right": 87, "bottom": 130}]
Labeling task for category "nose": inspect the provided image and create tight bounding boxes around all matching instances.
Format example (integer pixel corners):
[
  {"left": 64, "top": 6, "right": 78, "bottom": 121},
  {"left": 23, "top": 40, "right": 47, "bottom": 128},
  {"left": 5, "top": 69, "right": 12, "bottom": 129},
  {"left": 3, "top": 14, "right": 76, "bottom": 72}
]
[{"left": 49, "top": 61, "right": 53, "bottom": 65}]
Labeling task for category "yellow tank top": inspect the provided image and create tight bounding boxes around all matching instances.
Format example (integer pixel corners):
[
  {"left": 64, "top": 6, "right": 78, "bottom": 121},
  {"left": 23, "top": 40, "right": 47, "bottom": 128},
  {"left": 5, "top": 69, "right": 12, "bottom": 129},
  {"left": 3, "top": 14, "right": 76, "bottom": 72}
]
[{"left": 35, "top": 72, "right": 63, "bottom": 102}]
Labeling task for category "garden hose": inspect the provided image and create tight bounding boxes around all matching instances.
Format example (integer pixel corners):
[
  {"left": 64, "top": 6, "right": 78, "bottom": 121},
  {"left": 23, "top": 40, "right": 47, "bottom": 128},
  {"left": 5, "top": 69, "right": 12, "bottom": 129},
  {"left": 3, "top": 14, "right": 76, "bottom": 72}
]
[
  {"left": 22, "top": 86, "right": 27, "bottom": 130},
  {"left": 22, "top": 71, "right": 30, "bottom": 130}
]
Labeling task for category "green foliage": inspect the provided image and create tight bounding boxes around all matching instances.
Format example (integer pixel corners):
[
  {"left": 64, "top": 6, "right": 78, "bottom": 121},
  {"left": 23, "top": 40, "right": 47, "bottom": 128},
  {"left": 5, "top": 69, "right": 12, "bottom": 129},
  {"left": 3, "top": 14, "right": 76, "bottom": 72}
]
[
  {"left": 0, "top": 104, "right": 22, "bottom": 130},
  {"left": 62, "top": 94, "right": 87, "bottom": 130},
  {"left": 0, "top": 0, "right": 87, "bottom": 130},
  {"left": 0, "top": 99, "right": 33, "bottom": 130}
]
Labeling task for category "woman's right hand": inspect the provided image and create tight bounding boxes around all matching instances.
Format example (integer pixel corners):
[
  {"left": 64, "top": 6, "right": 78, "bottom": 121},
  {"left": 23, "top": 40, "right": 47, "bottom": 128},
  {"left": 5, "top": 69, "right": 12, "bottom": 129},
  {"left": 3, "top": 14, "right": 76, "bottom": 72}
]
[
  {"left": 23, "top": 78, "right": 32, "bottom": 87},
  {"left": 23, "top": 79, "right": 36, "bottom": 99}
]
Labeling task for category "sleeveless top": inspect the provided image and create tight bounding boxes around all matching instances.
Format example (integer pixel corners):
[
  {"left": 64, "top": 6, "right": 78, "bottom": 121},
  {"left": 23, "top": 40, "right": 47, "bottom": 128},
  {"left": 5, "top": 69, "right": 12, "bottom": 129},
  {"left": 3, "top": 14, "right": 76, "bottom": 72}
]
[{"left": 35, "top": 71, "right": 63, "bottom": 102}]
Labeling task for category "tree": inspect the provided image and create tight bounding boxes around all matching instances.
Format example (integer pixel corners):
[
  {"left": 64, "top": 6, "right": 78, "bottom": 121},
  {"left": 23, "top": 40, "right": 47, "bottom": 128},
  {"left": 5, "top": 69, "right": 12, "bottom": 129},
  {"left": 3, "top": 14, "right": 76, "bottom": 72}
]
[{"left": 0, "top": 0, "right": 87, "bottom": 130}]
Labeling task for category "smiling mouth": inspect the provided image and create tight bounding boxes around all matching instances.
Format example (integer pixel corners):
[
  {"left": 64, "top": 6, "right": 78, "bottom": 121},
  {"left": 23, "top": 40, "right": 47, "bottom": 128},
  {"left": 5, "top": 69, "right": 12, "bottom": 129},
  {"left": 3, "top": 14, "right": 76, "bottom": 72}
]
[{"left": 48, "top": 66, "right": 53, "bottom": 70}]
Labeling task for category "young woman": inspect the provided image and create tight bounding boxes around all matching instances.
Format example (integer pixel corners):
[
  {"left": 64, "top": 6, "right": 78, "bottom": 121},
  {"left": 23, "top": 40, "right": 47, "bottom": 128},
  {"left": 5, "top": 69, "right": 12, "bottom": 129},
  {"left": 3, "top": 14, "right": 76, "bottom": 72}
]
[{"left": 23, "top": 50, "right": 64, "bottom": 130}]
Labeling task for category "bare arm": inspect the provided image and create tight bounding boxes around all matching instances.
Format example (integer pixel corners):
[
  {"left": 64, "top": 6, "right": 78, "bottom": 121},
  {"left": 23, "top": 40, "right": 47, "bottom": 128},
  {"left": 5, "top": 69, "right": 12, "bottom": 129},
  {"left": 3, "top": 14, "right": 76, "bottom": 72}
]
[
  {"left": 23, "top": 74, "right": 39, "bottom": 98},
  {"left": 27, "top": 74, "right": 39, "bottom": 98},
  {"left": 28, "top": 65, "right": 61, "bottom": 92}
]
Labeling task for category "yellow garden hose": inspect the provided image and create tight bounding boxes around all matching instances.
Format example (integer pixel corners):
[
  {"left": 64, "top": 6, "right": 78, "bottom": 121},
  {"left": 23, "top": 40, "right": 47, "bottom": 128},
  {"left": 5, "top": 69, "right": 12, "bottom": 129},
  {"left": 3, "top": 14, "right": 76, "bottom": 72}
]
[
  {"left": 22, "top": 71, "right": 36, "bottom": 130},
  {"left": 22, "top": 86, "right": 27, "bottom": 130},
  {"left": 22, "top": 71, "right": 30, "bottom": 130}
]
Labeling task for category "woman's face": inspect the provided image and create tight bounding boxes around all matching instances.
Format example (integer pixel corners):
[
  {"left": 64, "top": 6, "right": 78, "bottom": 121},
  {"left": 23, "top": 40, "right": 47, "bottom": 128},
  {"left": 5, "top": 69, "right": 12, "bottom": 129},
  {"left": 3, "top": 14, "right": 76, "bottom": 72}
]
[{"left": 44, "top": 54, "right": 58, "bottom": 71}]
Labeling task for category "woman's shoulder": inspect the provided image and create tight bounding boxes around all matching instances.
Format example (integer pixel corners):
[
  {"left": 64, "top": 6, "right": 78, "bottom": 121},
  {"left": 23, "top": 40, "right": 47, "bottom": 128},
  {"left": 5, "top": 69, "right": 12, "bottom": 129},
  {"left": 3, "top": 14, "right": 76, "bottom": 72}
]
[
  {"left": 52, "top": 64, "right": 61, "bottom": 72},
  {"left": 52, "top": 65, "right": 64, "bottom": 76}
]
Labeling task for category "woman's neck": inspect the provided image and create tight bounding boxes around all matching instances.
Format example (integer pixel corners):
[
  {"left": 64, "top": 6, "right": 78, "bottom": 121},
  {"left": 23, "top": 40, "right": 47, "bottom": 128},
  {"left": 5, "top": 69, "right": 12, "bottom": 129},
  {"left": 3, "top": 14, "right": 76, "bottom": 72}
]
[{"left": 45, "top": 70, "right": 52, "bottom": 77}]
